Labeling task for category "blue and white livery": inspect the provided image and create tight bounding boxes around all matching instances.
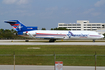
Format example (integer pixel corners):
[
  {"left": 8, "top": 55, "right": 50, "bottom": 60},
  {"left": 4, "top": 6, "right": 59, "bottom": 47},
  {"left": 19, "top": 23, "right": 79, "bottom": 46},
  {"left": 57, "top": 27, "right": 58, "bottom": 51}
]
[{"left": 5, "top": 20, "right": 104, "bottom": 42}]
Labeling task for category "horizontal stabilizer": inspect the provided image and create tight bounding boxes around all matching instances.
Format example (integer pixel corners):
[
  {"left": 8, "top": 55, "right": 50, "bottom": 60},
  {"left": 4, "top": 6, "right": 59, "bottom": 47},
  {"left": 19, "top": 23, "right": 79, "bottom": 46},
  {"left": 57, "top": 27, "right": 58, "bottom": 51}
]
[
  {"left": 4, "top": 20, "right": 20, "bottom": 24},
  {"left": 4, "top": 21, "right": 17, "bottom": 24}
]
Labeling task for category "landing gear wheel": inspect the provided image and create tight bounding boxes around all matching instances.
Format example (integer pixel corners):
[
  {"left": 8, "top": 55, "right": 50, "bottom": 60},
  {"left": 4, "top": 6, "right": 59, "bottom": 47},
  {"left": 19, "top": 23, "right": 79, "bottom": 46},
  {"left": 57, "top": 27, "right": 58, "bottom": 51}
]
[
  {"left": 49, "top": 39, "right": 56, "bottom": 42},
  {"left": 25, "top": 40, "right": 29, "bottom": 42},
  {"left": 93, "top": 39, "right": 95, "bottom": 42}
]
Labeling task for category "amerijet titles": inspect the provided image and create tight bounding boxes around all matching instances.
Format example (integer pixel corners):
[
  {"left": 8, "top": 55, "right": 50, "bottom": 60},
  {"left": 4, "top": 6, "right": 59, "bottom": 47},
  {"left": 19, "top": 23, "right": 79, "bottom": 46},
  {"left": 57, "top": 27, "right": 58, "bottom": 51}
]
[{"left": 67, "top": 31, "right": 88, "bottom": 38}]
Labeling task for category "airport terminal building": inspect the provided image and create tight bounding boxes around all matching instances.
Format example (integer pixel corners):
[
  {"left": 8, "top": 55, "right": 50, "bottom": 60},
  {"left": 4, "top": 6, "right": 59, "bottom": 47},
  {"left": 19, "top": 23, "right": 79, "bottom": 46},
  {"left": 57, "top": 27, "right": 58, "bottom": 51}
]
[{"left": 58, "top": 20, "right": 105, "bottom": 34}]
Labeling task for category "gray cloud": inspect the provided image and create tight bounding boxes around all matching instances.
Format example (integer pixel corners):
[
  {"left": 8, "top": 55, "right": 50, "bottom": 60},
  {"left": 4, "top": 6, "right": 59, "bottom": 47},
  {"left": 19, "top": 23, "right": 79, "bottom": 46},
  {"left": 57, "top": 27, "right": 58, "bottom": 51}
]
[
  {"left": 92, "top": 12, "right": 101, "bottom": 16},
  {"left": 95, "top": 0, "right": 105, "bottom": 7},
  {"left": 83, "top": 8, "right": 94, "bottom": 14},
  {"left": 2, "top": 0, "right": 29, "bottom": 5}
]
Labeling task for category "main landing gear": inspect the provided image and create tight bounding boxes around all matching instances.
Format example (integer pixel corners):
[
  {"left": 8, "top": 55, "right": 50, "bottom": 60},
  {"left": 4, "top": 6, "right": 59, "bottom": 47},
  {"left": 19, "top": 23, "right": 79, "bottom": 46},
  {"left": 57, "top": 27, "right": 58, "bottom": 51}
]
[
  {"left": 93, "top": 39, "right": 95, "bottom": 42},
  {"left": 25, "top": 39, "right": 29, "bottom": 42},
  {"left": 49, "top": 39, "right": 56, "bottom": 42}
]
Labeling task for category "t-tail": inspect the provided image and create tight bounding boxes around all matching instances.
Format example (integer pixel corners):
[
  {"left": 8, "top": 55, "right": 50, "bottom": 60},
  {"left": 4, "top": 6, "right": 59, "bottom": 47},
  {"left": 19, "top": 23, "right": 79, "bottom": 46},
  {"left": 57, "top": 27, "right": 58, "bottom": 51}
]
[{"left": 4, "top": 20, "right": 38, "bottom": 35}]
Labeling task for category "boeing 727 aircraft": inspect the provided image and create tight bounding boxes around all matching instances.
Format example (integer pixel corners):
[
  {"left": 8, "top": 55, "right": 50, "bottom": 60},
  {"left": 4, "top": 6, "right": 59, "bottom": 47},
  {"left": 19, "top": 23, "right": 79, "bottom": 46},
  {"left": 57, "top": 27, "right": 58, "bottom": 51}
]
[{"left": 5, "top": 20, "right": 104, "bottom": 42}]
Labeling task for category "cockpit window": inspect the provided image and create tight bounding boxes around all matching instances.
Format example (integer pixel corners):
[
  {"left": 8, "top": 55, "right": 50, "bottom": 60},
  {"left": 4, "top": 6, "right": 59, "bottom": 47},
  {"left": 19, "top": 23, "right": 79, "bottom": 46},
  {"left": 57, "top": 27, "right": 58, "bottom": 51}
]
[{"left": 98, "top": 33, "right": 101, "bottom": 35}]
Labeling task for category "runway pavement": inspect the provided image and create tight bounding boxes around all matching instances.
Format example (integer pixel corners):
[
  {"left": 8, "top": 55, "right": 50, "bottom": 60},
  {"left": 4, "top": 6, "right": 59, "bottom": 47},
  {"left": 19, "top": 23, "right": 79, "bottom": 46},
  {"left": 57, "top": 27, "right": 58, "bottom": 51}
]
[
  {"left": 0, "top": 41, "right": 105, "bottom": 45},
  {"left": 0, "top": 65, "right": 105, "bottom": 70}
]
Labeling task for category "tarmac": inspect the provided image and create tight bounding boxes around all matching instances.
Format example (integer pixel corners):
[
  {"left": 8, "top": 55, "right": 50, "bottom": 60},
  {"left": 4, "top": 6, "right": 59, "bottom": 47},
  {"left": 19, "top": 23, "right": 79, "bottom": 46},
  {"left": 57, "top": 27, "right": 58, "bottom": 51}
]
[
  {"left": 0, "top": 65, "right": 105, "bottom": 70},
  {"left": 0, "top": 41, "right": 105, "bottom": 45}
]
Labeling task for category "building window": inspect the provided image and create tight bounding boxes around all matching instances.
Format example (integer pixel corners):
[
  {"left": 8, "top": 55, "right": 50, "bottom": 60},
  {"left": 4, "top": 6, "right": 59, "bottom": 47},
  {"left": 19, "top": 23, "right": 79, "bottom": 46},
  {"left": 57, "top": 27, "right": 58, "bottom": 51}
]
[
  {"left": 84, "top": 22, "right": 87, "bottom": 23},
  {"left": 72, "top": 29, "right": 76, "bottom": 30},
  {"left": 92, "top": 29, "right": 96, "bottom": 30},
  {"left": 87, "top": 24, "right": 91, "bottom": 26},
  {"left": 97, "top": 27, "right": 101, "bottom": 28},
  {"left": 77, "top": 24, "right": 81, "bottom": 26},
  {"left": 92, "top": 27, "right": 96, "bottom": 28},
  {"left": 73, "top": 24, "right": 76, "bottom": 26},
  {"left": 60, "top": 27, "right": 67, "bottom": 28},
  {"left": 68, "top": 24, "right": 71, "bottom": 26},
  {"left": 68, "top": 27, "right": 71, "bottom": 28},
  {"left": 87, "top": 29, "right": 91, "bottom": 30},
  {"left": 70, "top": 27, "right": 73, "bottom": 28},
  {"left": 92, "top": 24, "right": 96, "bottom": 26},
  {"left": 84, "top": 24, "right": 86, "bottom": 26},
  {"left": 64, "top": 24, "right": 68, "bottom": 26},
  {"left": 97, "top": 24, "right": 101, "bottom": 26},
  {"left": 77, "top": 29, "right": 81, "bottom": 30},
  {"left": 102, "top": 25, "right": 105, "bottom": 28},
  {"left": 59, "top": 24, "right": 63, "bottom": 26}
]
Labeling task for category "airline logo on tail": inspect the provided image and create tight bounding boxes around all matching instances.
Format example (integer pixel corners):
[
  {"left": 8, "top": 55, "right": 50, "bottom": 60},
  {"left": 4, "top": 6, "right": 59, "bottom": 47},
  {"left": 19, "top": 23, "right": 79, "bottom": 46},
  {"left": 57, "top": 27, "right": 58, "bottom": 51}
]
[
  {"left": 4, "top": 20, "right": 24, "bottom": 31},
  {"left": 11, "top": 24, "right": 23, "bottom": 31}
]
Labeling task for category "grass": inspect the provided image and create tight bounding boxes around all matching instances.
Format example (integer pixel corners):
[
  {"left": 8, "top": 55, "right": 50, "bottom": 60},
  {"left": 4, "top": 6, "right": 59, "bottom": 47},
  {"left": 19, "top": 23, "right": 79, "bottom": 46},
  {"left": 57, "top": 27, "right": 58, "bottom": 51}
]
[{"left": 0, "top": 45, "right": 105, "bottom": 66}]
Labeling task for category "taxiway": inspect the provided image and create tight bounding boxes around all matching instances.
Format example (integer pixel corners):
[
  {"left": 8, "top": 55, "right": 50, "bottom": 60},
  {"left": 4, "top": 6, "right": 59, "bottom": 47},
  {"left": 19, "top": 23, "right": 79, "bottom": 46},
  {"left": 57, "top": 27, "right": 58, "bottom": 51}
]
[
  {"left": 0, "top": 41, "right": 105, "bottom": 45},
  {"left": 0, "top": 65, "right": 105, "bottom": 70}
]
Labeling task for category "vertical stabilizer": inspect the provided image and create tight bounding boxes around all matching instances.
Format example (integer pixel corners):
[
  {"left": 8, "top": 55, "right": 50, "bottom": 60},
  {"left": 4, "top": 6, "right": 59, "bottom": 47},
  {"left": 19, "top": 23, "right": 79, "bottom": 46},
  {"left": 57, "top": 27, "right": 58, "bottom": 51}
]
[
  {"left": 5, "top": 20, "right": 38, "bottom": 35},
  {"left": 4, "top": 20, "right": 26, "bottom": 32}
]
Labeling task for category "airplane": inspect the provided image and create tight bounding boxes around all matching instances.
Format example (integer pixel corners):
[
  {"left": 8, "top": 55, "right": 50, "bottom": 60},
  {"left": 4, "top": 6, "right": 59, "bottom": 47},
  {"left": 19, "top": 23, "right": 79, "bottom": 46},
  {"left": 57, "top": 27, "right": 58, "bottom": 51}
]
[{"left": 4, "top": 20, "right": 104, "bottom": 42}]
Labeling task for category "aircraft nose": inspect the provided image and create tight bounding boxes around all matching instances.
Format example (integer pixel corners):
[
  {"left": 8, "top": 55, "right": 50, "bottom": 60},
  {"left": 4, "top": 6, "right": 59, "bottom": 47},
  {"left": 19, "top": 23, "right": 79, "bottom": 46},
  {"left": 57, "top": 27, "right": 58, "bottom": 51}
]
[{"left": 101, "top": 35, "right": 104, "bottom": 38}]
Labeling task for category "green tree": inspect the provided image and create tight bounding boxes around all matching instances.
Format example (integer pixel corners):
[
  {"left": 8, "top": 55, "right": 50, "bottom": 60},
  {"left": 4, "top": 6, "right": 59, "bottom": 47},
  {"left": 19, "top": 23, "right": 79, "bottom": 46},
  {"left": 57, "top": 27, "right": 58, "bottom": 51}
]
[
  {"left": 103, "top": 33, "right": 105, "bottom": 38},
  {"left": 4, "top": 29, "right": 11, "bottom": 33},
  {"left": 0, "top": 29, "right": 4, "bottom": 34},
  {"left": 41, "top": 28, "right": 46, "bottom": 30},
  {"left": 51, "top": 28, "right": 54, "bottom": 30},
  {"left": 11, "top": 29, "right": 17, "bottom": 33},
  {"left": 50, "top": 27, "right": 71, "bottom": 30}
]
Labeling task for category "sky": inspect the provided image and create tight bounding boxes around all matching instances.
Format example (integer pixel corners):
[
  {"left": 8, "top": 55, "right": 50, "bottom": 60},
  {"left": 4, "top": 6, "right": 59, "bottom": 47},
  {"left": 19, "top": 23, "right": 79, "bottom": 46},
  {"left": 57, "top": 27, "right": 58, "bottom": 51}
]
[{"left": 0, "top": 0, "right": 105, "bottom": 30}]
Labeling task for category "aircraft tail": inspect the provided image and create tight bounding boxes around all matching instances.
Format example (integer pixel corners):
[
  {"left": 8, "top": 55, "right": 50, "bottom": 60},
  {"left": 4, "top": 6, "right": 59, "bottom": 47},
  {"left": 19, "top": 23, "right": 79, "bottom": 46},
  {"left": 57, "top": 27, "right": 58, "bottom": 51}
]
[
  {"left": 5, "top": 20, "right": 26, "bottom": 31},
  {"left": 4, "top": 20, "right": 38, "bottom": 35}
]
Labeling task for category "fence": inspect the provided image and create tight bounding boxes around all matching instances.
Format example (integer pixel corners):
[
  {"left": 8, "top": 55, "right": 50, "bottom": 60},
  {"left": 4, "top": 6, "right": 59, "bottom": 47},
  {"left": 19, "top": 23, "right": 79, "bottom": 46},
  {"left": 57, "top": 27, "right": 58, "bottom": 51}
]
[{"left": 0, "top": 53, "right": 105, "bottom": 66}]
